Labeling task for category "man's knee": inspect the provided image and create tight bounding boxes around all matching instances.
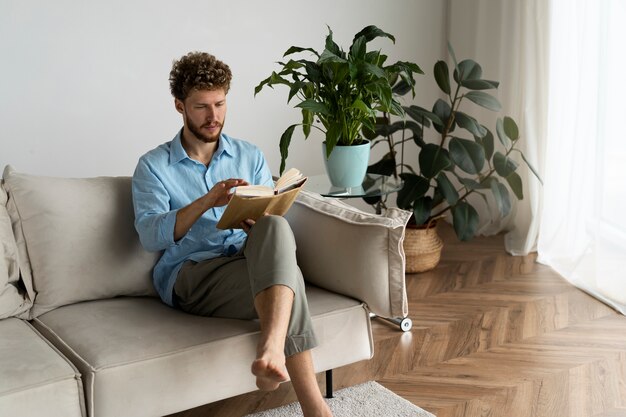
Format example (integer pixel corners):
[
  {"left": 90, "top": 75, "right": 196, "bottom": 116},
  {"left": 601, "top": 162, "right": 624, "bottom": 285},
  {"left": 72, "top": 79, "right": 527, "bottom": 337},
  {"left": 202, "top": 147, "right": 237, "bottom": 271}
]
[
  {"left": 251, "top": 215, "right": 295, "bottom": 244},
  {"left": 255, "top": 214, "right": 290, "bottom": 232}
]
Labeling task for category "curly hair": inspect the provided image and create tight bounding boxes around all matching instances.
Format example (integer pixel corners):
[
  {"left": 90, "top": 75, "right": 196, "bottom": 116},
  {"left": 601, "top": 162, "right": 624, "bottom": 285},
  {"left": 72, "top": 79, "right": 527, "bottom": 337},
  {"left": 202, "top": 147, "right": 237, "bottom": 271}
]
[{"left": 169, "top": 52, "right": 232, "bottom": 100}]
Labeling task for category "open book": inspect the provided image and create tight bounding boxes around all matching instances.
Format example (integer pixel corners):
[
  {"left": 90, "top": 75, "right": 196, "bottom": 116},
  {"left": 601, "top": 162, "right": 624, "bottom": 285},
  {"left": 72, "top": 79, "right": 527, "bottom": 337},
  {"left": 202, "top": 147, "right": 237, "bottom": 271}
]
[{"left": 216, "top": 168, "right": 307, "bottom": 230}]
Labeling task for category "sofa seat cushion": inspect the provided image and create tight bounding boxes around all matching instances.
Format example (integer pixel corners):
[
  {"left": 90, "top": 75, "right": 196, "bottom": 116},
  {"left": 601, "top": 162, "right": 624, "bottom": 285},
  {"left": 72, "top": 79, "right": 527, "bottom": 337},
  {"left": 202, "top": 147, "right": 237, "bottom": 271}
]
[
  {"left": 32, "top": 287, "right": 372, "bottom": 417},
  {"left": 0, "top": 318, "right": 84, "bottom": 417}
]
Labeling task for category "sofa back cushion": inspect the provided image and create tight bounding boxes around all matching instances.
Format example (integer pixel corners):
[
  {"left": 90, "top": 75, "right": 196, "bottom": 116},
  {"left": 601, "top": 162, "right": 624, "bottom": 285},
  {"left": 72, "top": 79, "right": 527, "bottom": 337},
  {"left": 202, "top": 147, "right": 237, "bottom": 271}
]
[
  {"left": 2, "top": 166, "right": 158, "bottom": 317},
  {"left": 0, "top": 181, "right": 33, "bottom": 319},
  {"left": 285, "top": 190, "right": 410, "bottom": 319}
]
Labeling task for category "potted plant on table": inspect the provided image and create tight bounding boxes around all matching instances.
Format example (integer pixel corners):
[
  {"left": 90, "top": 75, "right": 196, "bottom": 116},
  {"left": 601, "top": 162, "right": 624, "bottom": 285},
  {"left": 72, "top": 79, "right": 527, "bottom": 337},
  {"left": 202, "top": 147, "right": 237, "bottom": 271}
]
[
  {"left": 255, "top": 25, "right": 423, "bottom": 188},
  {"left": 366, "top": 45, "right": 542, "bottom": 272}
]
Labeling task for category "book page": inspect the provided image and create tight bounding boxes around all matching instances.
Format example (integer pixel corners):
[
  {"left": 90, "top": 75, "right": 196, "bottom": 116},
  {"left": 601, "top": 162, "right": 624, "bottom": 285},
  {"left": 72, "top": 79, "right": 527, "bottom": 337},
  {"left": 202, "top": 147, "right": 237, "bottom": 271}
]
[
  {"left": 234, "top": 185, "right": 274, "bottom": 197},
  {"left": 275, "top": 168, "right": 305, "bottom": 192}
]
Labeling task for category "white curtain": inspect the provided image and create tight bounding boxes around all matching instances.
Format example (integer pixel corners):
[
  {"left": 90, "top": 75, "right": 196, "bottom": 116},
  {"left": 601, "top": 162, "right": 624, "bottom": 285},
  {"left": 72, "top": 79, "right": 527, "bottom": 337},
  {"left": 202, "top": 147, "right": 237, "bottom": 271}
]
[
  {"left": 537, "top": 0, "right": 626, "bottom": 314},
  {"left": 446, "top": 0, "right": 548, "bottom": 252},
  {"left": 448, "top": 0, "right": 626, "bottom": 314}
]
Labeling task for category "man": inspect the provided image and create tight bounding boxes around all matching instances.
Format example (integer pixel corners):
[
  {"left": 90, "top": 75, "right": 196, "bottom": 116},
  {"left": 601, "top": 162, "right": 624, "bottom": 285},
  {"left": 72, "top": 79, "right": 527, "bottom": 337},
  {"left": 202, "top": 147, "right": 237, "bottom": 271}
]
[{"left": 132, "top": 52, "right": 332, "bottom": 417}]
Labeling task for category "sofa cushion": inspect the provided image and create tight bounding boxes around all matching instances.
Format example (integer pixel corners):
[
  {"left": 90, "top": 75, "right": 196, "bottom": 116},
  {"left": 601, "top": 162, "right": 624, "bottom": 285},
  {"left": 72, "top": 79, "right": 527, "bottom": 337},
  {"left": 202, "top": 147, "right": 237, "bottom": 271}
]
[
  {"left": 0, "top": 318, "right": 84, "bottom": 417},
  {"left": 285, "top": 190, "right": 411, "bottom": 319},
  {"left": 2, "top": 166, "right": 159, "bottom": 317},
  {"left": 0, "top": 182, "right": 32, "bottom": 319},
  {"left": 32, "top": 287, "right": 372, "bottom": 417}
]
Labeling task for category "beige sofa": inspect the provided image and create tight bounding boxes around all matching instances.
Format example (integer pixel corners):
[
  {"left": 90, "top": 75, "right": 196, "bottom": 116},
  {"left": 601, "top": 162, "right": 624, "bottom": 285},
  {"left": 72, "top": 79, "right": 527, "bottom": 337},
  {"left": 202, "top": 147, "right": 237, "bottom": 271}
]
[{"left": 0, "top": 166, "right": 410, "bottom": 417}]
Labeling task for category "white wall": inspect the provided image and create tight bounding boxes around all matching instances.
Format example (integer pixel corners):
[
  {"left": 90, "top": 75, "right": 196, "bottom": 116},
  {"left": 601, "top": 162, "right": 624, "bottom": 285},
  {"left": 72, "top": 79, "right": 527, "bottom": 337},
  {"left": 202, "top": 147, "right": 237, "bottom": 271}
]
[{"left": 0, "top": 0, "right": 446, "bottom": 179}]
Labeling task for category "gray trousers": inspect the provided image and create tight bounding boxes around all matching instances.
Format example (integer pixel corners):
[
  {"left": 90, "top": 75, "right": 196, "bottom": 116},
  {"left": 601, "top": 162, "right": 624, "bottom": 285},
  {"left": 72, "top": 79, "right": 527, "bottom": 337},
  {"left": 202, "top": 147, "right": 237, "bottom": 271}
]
[{"left": 173, "top": 215, "right": 318, "bottom": 357}]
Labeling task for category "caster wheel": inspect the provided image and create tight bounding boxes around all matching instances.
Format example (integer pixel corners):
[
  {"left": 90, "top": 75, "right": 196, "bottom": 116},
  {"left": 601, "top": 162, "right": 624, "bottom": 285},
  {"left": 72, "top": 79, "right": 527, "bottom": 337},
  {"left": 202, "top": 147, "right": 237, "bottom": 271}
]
[{"left": 399, "top": 317, "right": 412, "bottom": 332}]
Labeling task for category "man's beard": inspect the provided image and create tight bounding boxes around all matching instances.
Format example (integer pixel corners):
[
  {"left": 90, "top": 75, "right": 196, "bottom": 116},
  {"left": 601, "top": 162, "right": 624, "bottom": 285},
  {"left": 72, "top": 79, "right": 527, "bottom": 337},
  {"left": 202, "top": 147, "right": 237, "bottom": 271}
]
[{"left": 186, "top": 114, "right": 224, "bottom": 144}]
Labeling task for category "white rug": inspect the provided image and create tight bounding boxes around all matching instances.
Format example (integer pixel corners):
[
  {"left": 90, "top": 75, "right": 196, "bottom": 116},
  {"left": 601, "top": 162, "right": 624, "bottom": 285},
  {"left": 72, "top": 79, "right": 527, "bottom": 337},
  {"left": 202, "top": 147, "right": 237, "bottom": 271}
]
[{"left": 244, "top": 381, "right": 435, "bottom": 417}]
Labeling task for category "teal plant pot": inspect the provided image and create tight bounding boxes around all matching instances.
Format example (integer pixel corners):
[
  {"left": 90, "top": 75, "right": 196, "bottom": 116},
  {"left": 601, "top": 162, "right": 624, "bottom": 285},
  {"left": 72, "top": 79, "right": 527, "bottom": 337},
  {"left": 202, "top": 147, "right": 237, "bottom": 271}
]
[{"left": 322, "top": 140, "right": 371, "bottom": 188}]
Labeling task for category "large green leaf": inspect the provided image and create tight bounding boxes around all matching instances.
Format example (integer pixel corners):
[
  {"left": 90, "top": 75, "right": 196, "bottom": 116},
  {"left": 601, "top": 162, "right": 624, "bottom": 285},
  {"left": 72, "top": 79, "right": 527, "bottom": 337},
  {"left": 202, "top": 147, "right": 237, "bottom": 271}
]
[
  {"left": 455, "top": 111, "right": 487, "bottom": 137},
  {"left": 295, "top": 99, "right": 330, "bottom": 116},
  {"left": 279, "top": 124, "right": 297, "bottom": 174},
  {"left": 324, "top": 123, "right": 342, "bottom": 157},
  {"left": 413, "top": 197, "right": 433, "bottom": 225},
  {"left": 324, "top": 26, "right": 342, "bottom": 56},
  {"left": 477, "top": 128, "right": 494, "bottom": 160},
  {"left": 460, "top": 79, "right": 499, "bottom": 90},
  {"left": 392, "top": 78, "right": 412, "bottom": 96},
  {"left": 397, "top": 173, "right": 429, "bottom": 209},
  {"left": 254, "top": 74, "right": 272, "bottom": 96},
  {"left": 404, "top": 105, "right": 439, "bottom": 127},
  {"left": 496, "top": 117, "right": 512, "bottom": 148},
  {"left": 373, "top": 120, "right": 406, "bottom": 137},
  {"left": 301, "top": 109, "right": 313, "bottom": 138},
  {"left": 404, "top": 120, "right": 425, "bottom": 147},
  {"left": 364, "top": 50, "right": 383, "bottom": 67},
  {"left": 363, "top": 62, "right": 387, "bottom": 79},
  {"left": 432, "top": 99, "right": 454, "bottom": 133},
  {"left": 490, "top": 179, "right": 512, "bottom": 217},
  {"left": 352, "top": 25, "right": 395, "bottom": 44},
  {"left": 389, "top": 99, "right": 405, "bottom": 117},
  {"left": 350, "top": 35, "right": 367, "bottom": 59},
  {"left": 452, "top": 201, "right": 479, "bottom": 241},
  {"left": 503, "top": 116, "right": 520, "bottom": 140},
  {"left": 453, "top": 59, "right": 482, "bottom": 83},
  {"left": 277, "top": 59, "right": 305, "bottom": 72},
  {"left": 396, "top": 60, "right": 423, "bottom": 74},
  {"left": 419, "top": 144, "right": 452, "bottom": 178},
  {"left": 493, "top": 152, "right": 519, "bottom": 177},
  {"left": 449, "top": 137, "right": 486, "bottom": 174},
  {"left": 464, "top": 91, "right": 502, "bottom": 111},
  {"left": 304, "top": 62, "right": 322, "bottom": 83},
  {"left": 506, "top": 171, "right": 524, "bottom": 200},
  {"left": 283, "top": 46, "right": 320, "bottom": 58},
  {"left": 350, "top": 98, "right": 374, "bottom": 116},
  {"left": 288, "top": 81, "right": 306, "bottom": 102},
  {"left": 453, "top": 172, "right": 490, "bottom": 190},
  {"left": 436, "top": 172, "right": 459, "bottom": 205},
  {"left": 367, "top": 151, "right": 397, "bottom": 176},
  {"left": 434, "top": 61, "right": 451, "bottom": 95},
  {"left": 317, "top": 49, "right": 348, "bottom": 64}
]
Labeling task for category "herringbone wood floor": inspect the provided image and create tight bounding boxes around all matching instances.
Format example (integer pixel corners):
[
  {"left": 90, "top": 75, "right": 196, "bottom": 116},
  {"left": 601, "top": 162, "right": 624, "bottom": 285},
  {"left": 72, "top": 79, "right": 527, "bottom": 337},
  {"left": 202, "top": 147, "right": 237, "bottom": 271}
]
[{"left": 170, "top": 224, "right": 626, "bottom": 417}]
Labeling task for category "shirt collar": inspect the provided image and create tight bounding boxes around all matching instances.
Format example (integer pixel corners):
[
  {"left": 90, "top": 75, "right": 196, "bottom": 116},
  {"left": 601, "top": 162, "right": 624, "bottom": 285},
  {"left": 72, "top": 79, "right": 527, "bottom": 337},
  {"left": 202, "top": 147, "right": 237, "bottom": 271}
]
[
  {"left": 214, "top": 132, "right": 235, "bottom": 159},
  {"left": 169, "top": 130, "right": 188, "bottom": 165},
  {"left": 168, "top": 129, "right": 234, "bottom": 166}
]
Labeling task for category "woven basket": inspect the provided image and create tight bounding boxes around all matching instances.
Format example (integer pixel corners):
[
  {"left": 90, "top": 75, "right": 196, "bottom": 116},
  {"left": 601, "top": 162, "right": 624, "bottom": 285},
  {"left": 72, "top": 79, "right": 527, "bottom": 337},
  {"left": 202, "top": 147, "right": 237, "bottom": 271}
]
[{"left": 403, "top": 221, "right": 444, "bottom": 273}]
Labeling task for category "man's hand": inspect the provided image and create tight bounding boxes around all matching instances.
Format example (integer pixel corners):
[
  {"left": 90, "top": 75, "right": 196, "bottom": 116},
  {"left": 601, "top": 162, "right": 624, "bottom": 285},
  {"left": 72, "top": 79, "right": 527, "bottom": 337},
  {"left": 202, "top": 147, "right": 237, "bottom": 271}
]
[
  {"left": 240, "top": 212, "right": 269, "bottom": 234},
  {"left": 174, "top": 178, "right": 248, "bottom": 241},
  {"left": 207, "top": 178, "right": 248, "bottom": 207},
  {"left": 240, "top": 218, "right": 256, "bottom": 234}
]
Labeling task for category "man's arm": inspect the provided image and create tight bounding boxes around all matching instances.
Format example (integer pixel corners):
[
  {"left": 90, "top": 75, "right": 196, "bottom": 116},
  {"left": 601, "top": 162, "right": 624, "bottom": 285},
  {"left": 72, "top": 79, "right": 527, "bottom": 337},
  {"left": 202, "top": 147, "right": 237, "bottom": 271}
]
[
  {"left": 132, "top": 159, "right": 248, "bottom": 251},
  {"left": 174, "top": 178, "right": 247, "bottom": 240}
]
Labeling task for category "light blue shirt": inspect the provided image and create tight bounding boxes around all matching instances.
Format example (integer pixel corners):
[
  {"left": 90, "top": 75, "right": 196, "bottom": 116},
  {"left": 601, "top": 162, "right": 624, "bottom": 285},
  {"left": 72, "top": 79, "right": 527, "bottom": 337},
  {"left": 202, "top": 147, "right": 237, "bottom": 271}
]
[{"left": 132, "top": 130, "right": 273, "bottom": 306}]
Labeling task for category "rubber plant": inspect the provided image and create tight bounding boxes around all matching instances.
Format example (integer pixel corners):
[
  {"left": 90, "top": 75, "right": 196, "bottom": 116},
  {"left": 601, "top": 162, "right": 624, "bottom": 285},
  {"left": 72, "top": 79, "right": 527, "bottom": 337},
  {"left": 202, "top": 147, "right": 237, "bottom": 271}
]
[
  {"left": 255, "top": 25, "right": 423, "bottom": 173},
  {"left": 366, "top": 45, "right": 542, "bottom": 240}
]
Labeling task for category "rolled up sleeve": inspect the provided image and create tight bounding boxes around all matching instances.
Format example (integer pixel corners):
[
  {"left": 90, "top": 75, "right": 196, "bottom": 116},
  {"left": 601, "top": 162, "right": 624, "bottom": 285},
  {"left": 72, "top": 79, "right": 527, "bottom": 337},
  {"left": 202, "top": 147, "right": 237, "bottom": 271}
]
[{"left": 132, "top": 160, "right": 178, "bottom": 252}]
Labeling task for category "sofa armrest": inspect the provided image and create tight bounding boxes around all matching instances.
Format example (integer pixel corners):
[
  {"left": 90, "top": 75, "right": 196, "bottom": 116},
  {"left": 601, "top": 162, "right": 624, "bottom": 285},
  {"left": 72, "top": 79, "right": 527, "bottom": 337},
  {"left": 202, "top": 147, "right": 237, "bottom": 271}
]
[{"left": 284, "top": 190, "right": 411, "bottom": 319}]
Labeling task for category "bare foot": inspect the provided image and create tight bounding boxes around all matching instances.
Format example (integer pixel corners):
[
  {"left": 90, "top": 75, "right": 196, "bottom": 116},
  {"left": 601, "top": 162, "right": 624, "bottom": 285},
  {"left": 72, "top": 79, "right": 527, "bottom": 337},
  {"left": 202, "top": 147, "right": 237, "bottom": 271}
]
[{"left": 251, "top": 350, "right": 288, "bottom": 391}]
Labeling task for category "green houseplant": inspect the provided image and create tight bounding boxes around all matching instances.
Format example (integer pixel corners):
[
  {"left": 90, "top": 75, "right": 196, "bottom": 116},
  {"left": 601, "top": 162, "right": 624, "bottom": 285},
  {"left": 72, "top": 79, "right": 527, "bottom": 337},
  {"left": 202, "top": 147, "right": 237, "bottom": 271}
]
[
  {"left": 367, "top": 45, "right": 541, "bottom": 250},
  {"left": 255, "top": 25, "right": 423, "bottom": 186}
]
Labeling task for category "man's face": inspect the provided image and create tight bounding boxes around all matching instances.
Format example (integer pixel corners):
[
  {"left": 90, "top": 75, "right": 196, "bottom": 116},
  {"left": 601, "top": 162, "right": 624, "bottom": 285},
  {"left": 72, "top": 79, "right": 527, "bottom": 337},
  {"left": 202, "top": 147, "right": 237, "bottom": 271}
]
[{"left": 177, "top": 88, "right": 227, "bottom": 144}]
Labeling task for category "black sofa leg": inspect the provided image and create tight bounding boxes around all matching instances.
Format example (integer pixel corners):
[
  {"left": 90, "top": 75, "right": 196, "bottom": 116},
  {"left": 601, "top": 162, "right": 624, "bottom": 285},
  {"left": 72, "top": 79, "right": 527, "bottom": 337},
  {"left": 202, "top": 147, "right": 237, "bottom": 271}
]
[{"left": 325, "top": 369, "right": 333, "bottom": 398}]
